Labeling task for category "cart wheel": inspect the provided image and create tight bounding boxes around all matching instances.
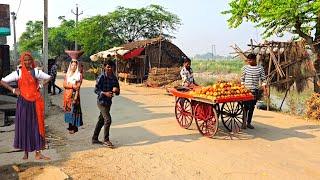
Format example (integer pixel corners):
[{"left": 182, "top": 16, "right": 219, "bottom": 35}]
[
  {"left": 221, "top": 102, "right": 244, "bottom": 133},
  {"left": 175, "top": 98, "right": 193, "bottom": 129},
  {"left": 194, "top": 102, "right": 219, "bottom": 137}
]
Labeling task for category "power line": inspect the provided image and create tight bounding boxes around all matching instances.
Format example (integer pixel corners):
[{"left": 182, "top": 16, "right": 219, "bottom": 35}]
[{"left": 16, "top": 0, "right": 22, "bottom": 16}]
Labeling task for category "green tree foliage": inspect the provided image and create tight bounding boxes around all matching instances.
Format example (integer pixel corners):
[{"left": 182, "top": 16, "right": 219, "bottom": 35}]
[
  {"left": 76, "top": 4, "right": 181, "bottom": 56},
  {"left": 18, "top": 5, "right": 181, "bottom": 58},
  {"left": 224, "top": 0, "right": 320, "bottom": 42},
  {"left": 107, "top": 4, "right": 181, "bottom": 41},
  {"left": 76, "top": 15, "right": 123, "bottom": 56},
  {"left": 48, "top": 17, "right": 75, "bottom": 57},
  {"left": 19, "top": 21, "right": 43, "bottom": 53},
  {"left": 18, "top": 18, "right": 75, "bottom": 58},
  {"left": 223, "top": 0, "right": 320, "bottom": 91}
]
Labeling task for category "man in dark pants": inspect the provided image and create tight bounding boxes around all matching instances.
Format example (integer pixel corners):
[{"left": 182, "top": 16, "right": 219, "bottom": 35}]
[
  {"left": 92, "top": 60, "right": 120, "bottom": 147},
  {"left": 241, "top": 53, "right": 267, "bottom": 129},
  {"left": 48, "top": 59, "right": 62, "bottom": 95}
]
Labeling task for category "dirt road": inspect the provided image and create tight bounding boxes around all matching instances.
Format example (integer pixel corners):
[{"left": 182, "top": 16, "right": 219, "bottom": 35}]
[{"left": 1, "top": 73, "right": 320, "bottom": 180}]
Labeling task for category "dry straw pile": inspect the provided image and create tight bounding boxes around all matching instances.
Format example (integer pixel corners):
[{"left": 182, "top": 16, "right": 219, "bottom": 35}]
[
  {"left": 145, "top": 67, "right": 181, "bottom": 87},
  {"left": 306, "top": 93, "right": 320, "bottom": 120}
]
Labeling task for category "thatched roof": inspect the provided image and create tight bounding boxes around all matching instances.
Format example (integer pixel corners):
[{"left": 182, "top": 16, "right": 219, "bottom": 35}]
[
  {"left": 90, "top": 37, "right": 188, "bottom": 63},
  {"left": 121, "top": 37, "right": 164, "bottom": 51}
]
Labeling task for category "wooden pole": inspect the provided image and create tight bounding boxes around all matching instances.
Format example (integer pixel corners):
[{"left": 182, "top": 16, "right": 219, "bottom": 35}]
[
  {"left": 43, "top": 0, "right": 49, "bottom": 114},
  {"left": 250, "top": 39, "right": 254, "bottom": 53},
  {"left": 279, "top": 88, "right": 290, "bottom": 110},
  {"left": 267, "top": 53, "right": 273, "bottom": 111},
  {"left": 158, "top": 21, "right": 162, "bottom": 68}
]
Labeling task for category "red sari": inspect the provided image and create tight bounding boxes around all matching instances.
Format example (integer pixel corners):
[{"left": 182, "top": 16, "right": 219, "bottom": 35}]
[{"left": 18, "top": 52, "right": 45, "bottom": 138}]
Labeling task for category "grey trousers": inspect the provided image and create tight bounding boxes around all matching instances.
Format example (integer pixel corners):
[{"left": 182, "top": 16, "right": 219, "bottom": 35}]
[{"left": 92, "top": 103, "right": 112, "bottom": 141}]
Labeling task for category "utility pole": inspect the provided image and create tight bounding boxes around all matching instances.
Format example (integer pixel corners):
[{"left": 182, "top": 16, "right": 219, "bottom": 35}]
[
  {"left": 211, "top": 45, "right": 214, "bottom": 61},
  {"left": 211, "top": 44, "right": 216, "bottom": 61},
  {"left": 11, "top": 12, "right": 18, "bottom": 63},
  {"left": 71, "top": 4, "right": 83, "bottom": 51},
  {"left": 43, "top": 0, "right": 49, "bottom": 113}
]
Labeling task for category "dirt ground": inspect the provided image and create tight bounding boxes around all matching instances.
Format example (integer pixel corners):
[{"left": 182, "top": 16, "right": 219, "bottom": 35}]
[{"left": 1, "top": 72, "right": 320, "bottom": 180}]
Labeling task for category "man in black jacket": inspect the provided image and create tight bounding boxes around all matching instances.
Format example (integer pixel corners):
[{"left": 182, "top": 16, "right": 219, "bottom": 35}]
[{"left": 92, "top": 60, "right": 120, "bottom": 147}]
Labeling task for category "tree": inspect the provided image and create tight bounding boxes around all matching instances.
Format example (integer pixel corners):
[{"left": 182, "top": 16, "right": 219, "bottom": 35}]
[
  {"left": 19, "top": 21, "right": 43, "bottom": 54},
  {"left": 223, "top": 0, "right": 320, "bottom": 92},
  {"left": 76, "top": 4, "right": 181, "bottom": 56},
  {"left": 18, "top": 19, "right": 75, "bottom": 58},
  {"left": 48, "top": 18, "right": 75, "bottom": 57},
  {"left": 76, "top": 15, "right": 123, "bottom": 56},
  {"left": 107, "top": 4, "right": 181, "bottom": 41},
  {"left": 18, "top": 5, "right": 181, "bottom": 58}
]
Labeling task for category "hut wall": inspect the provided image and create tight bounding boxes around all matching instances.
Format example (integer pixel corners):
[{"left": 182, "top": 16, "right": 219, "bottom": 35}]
[{"left": 145, "top": 41, "right": 185, "bottom": 68}]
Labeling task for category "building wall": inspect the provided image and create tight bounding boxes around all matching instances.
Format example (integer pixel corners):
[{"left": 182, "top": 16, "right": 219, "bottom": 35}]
[{"left": 0, "top": 45, "right": 10, "bottom": 78}]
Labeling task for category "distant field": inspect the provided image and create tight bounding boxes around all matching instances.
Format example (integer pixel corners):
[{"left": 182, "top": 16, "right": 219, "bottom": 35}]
[
  {"left": 190, "top": 59, "right": 244, "bottom": 86},
  {"left": 191, "top": 59, "right": 244, "bottom": 74}
]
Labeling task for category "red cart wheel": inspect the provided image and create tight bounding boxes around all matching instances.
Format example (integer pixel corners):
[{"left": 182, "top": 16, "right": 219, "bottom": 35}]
[
  {"left": 194, "top": 102, "right": 219, "bottom": 137},
  {"left": 221, "top": 102, "right": 244, "bottom": 133},
  {"left": 175, "top": 98, "right": 193, "bottom": 129}
]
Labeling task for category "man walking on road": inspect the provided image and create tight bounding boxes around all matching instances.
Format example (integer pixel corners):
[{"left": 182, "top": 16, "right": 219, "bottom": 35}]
[{"left": 92, "top": 60, "right": 120, "bottom": 148}]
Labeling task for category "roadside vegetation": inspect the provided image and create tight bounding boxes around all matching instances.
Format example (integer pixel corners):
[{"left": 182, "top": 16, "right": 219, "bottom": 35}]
[{"left": 192, "top": 59, "right": 314, "bottom": 116}]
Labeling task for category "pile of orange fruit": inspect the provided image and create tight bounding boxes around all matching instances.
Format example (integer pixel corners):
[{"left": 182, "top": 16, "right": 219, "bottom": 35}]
[{"left": 189, "top": 82, "right": 253, "bottom": 101}]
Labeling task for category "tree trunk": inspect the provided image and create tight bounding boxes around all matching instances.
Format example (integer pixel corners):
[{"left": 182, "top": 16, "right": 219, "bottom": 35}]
[
  {"left": 314, "top": 50, "right": 320, "bottom": 93},
  {"left": 314, "top": 14, "right": 320, "bottom": 93}
]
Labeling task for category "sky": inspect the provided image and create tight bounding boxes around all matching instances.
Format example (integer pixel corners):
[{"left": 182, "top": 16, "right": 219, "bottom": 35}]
[{"left": 1, "top": 0, "right": 291, "bottom": 57}]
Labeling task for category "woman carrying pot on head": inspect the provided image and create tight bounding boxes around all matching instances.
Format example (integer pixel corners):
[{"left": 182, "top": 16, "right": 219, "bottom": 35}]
[{"left": 63, "top": 59, "right": 83, "bottom": 134}]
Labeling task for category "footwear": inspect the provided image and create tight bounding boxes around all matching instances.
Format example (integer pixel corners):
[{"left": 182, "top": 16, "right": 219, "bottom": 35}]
[
  {"left": 103, "top": 140, "right": 114, "bottom": 148},
  {"left": 247, "top": 124, "right": 255, "bottom": 129},
  {"left": 92, "top": 139, "right": 103, "bottom": 144}
]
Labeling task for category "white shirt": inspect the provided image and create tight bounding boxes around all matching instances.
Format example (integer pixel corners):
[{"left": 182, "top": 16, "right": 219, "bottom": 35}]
[
  {"left": 180, "top": 67, "right": 194, "bottom": 86},
  {"left": 1, "top": 68, "right": 51, "bottom": 83}
]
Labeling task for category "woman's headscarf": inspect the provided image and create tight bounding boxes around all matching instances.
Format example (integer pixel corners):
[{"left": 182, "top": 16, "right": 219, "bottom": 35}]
[
  {"left": 66, "top": 59, "right": 80, "bottom": 78},
  {"left": 18, "top": 52, "right": 46, "bottom": 138}
]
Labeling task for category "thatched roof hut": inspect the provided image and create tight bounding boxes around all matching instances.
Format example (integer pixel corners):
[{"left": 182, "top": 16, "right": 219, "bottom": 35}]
[
  {"left": 91, "top": 37, "right": 188, "bottom": 85},
  {"left": 233, "top": 40, "right": 315, "bottom": 93}
]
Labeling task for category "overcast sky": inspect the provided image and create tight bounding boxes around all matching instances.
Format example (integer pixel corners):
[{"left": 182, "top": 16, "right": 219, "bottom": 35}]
[{"left": 1, "top": 0, "right": 291, "bottom": 56}]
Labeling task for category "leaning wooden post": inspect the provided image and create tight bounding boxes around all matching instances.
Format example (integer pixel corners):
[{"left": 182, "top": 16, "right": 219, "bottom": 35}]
[{"left": 267, "top": 48, "right": 273, "bottom": 111}]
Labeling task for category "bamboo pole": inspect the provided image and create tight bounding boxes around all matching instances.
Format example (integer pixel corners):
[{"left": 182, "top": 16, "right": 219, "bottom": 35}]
[
  {"left": 267, "top": 54, "right": 273, "bottom": 111},
  {"left": 277, "top": 44, "right": 281, "bottom": 82},
  {"left": 268, "top": 46, "right": 285, "bottom": 77}
]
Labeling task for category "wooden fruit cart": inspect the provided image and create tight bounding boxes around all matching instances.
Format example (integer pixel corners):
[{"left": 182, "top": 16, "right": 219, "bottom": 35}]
[{"left": 168, "top": 88, "right": 254, "bottom": 137}]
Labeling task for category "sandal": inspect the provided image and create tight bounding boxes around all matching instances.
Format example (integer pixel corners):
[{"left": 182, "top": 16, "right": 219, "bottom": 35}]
[{"left": 103, "top": 141, "right": 114, "bottom": 148}]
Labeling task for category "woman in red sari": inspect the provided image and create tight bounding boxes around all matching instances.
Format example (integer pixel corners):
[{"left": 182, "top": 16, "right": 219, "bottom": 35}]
[{"left": 0, "top": 52, "right": 51, "bottom": 160}]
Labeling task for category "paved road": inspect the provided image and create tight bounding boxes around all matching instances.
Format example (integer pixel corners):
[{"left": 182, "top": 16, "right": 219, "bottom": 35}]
[{"left": 1, "top": 73, "right": 320, "bottom": 179}]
